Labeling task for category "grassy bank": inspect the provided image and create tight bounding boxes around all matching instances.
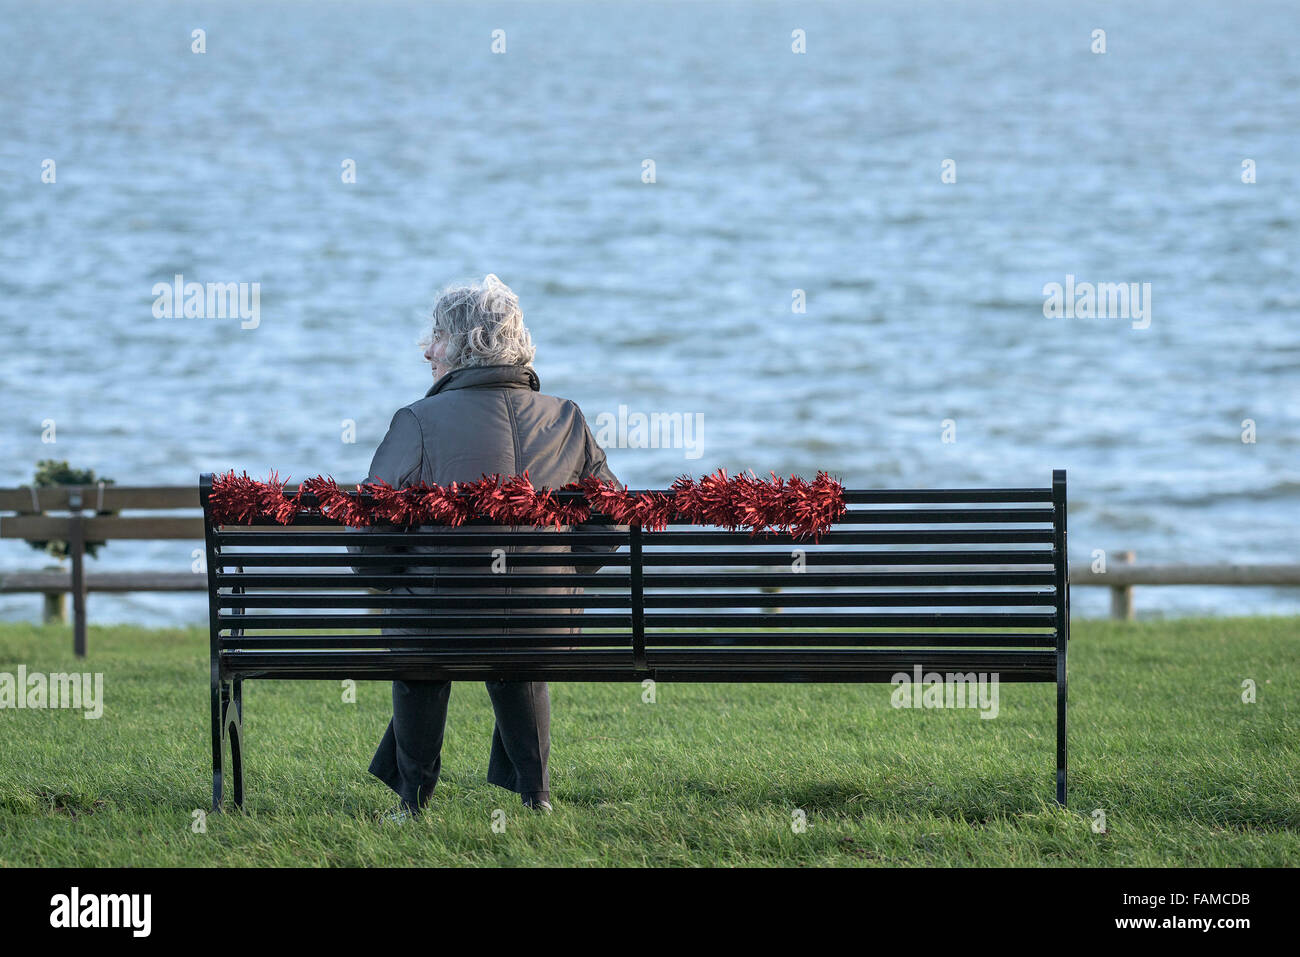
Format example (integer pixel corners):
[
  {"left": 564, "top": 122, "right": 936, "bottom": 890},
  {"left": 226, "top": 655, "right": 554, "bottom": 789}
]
[{"left": 0, "top": 617, "right": 1295, "bottom": 867}]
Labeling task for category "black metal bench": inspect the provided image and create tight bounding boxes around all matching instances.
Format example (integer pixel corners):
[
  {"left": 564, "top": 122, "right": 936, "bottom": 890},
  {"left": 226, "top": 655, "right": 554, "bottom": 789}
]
[{"left": 199, "top": 470, "right": 1070, "bottom": 811}]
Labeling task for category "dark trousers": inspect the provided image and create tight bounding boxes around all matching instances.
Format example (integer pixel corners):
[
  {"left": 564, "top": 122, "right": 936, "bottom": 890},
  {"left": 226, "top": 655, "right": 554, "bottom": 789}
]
[{"left": 369, "top": 679, "right": 550, "bottom": 810}]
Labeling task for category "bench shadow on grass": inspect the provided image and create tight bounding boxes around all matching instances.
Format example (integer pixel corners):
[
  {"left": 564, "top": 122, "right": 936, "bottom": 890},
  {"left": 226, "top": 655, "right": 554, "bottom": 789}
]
[
  {"left": 555, "top": 774, "right": 1058, "bottom": 822},
  {"left": 768, "top": 780, "right": 1298, "bottom": 832},
  {"left": 752, "top": 777, "right": 1060, "bottom": 822}
]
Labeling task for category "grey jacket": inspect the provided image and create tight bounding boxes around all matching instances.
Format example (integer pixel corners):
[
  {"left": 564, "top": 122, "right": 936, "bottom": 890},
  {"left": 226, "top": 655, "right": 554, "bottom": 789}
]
[{"left": 350, "top": 364, "right": 622, "bottom": 636}]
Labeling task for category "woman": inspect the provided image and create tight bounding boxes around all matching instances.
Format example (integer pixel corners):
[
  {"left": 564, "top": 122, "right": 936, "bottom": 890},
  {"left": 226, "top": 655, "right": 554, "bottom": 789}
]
[{"left": 355, "top": 274, "right": 621, "bottom": 817}]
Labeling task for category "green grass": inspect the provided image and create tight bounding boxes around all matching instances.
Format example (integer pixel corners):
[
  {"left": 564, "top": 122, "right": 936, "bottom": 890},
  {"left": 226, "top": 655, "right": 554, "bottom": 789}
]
[{"left": 0, "top": 617, "right": 1296, "bottom": 866}]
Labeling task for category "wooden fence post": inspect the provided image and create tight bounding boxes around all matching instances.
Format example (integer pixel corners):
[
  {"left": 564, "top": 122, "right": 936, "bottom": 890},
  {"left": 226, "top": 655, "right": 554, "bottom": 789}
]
[
  {"left": 1110, "top": 550, "right": 1136, "bottom": 621},
  {"left": 68, "top": 488, "right": 88, "bottom": 657},
  {"left": 41, "top": 566, "right": 67, "bottom": 623}
]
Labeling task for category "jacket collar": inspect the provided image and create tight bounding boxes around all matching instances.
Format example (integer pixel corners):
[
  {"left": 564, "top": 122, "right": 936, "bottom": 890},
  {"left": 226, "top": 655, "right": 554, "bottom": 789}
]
[{"left": 426, "top": 364, "right": 540, "bottom": 398}]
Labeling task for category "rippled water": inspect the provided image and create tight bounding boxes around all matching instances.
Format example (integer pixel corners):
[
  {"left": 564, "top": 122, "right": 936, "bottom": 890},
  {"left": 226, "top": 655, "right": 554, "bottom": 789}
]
[{"left": 1, "top": 0, "right": 1298, "bottom": 623}]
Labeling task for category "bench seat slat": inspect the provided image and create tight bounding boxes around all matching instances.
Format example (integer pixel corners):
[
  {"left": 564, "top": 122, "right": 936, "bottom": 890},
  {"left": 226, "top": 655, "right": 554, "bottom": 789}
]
[
  {"left": 814, "top": 508, "right": 1054, "bottom": 524},
  {"left": 217, "top": 530, "right": 630, "bottom": 546},
  {"left": 643, "top": 632, "right": 1056, "bottom": 647},
  {"left": 215, "top": 549, "right": 1056, "bottom": 567},
  {"left": 219, "top": 631, "right": 1055, "bottom": 650},
  {"left": 217, "top": 572, "right": 631, "bottom": 588},
  {"left": 218, "top": 553, "right": 631, "bottom": 566},
  {"left": 221, "top": 612, "right": 636, "bottom": 629},
  {"left": 642, "top": 591, "right": 1056, "bottom": 607},
  {"left": 217, "top": 647, "right": 1056, "bottom": 682},
  {"left": 219, "top": 611, "right": 1057, "bottom": 629},
  {"left": 218, "top": 593, "right": 633, "bottom": 609},
  {"left": 213, "top": 529, "right": 1056, "bottom": 546},
  {"left": 644, "top": 612, "right": 1058, "bottom": 628},
  {"left": 840, "top": 489, "right": 1054, "bottom": 503},
  {"left": 643, "top": 530, "right": 1057, "bottom": 543},
  {"left": 215, "top": 590, "right": 1054, "bottom": 609},
  {"left": 215, "top": 570, "right": 1058, "bottom": 588},
  {"left": 221, "top": 633, "right": 634, "bottom": 650},
  {"left": 640, "top": 551, "right": 1057, "bottom": 566},
  {"left": 646, "top": 648, "right": 1055, "bottom": 670},
  {"left": 641, "top": 571, "right": 1059, "bottom": 586}
]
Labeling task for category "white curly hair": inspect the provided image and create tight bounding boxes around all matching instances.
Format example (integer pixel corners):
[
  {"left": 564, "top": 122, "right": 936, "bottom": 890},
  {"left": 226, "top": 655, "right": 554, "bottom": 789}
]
[{"left": 419, "top": 274, "right": 536, "bottom": 370}]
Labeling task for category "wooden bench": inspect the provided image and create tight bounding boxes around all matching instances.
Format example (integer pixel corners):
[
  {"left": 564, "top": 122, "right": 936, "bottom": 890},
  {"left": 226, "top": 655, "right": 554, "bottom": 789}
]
[{"left": 199, "top": 470, "right": 1071, "bottom": 812}]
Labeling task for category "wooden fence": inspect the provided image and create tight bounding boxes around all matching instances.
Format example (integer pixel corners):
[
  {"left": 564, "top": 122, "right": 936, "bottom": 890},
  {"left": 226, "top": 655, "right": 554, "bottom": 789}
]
[{"left": 0, "top": 483, "right": 279, "bottom": 656}]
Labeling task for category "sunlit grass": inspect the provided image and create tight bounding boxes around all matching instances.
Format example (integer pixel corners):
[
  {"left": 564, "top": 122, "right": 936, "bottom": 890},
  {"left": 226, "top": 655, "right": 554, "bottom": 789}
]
[{"left": 0, "top": 617, "right": 1295, "bottom": 866}]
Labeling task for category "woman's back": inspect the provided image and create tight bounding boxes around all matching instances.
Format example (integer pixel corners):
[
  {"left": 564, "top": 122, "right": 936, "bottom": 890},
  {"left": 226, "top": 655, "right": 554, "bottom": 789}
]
[{"left": 355, "top": 363, "right": 621, "bottom": 637}]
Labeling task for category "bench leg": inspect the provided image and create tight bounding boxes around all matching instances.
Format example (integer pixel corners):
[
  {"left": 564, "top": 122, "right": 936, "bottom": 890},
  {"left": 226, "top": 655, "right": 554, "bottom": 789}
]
[
  {"left": 1055, "top": 677, "right": 1067, "bottom": 807},
  {"left": 210, "top": 673, "right": 223, "bottom": 813},
  {"left": 227, "top": 680, "right": 245, "bottom": 809},
  {"left": 213, "top": 679, "right": 245, "bottom": 812}
]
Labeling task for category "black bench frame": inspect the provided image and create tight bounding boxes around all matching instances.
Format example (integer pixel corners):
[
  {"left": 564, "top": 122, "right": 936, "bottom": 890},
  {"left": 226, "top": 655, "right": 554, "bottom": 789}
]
[{"left": 200, "top": 470, "right": 1070, "bottom": 812}]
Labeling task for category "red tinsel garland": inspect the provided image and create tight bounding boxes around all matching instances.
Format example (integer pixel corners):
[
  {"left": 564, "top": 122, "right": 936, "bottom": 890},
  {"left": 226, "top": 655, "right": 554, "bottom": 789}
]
[{"left": 208, "top": 468, "right": 846, "bottom": 540}]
